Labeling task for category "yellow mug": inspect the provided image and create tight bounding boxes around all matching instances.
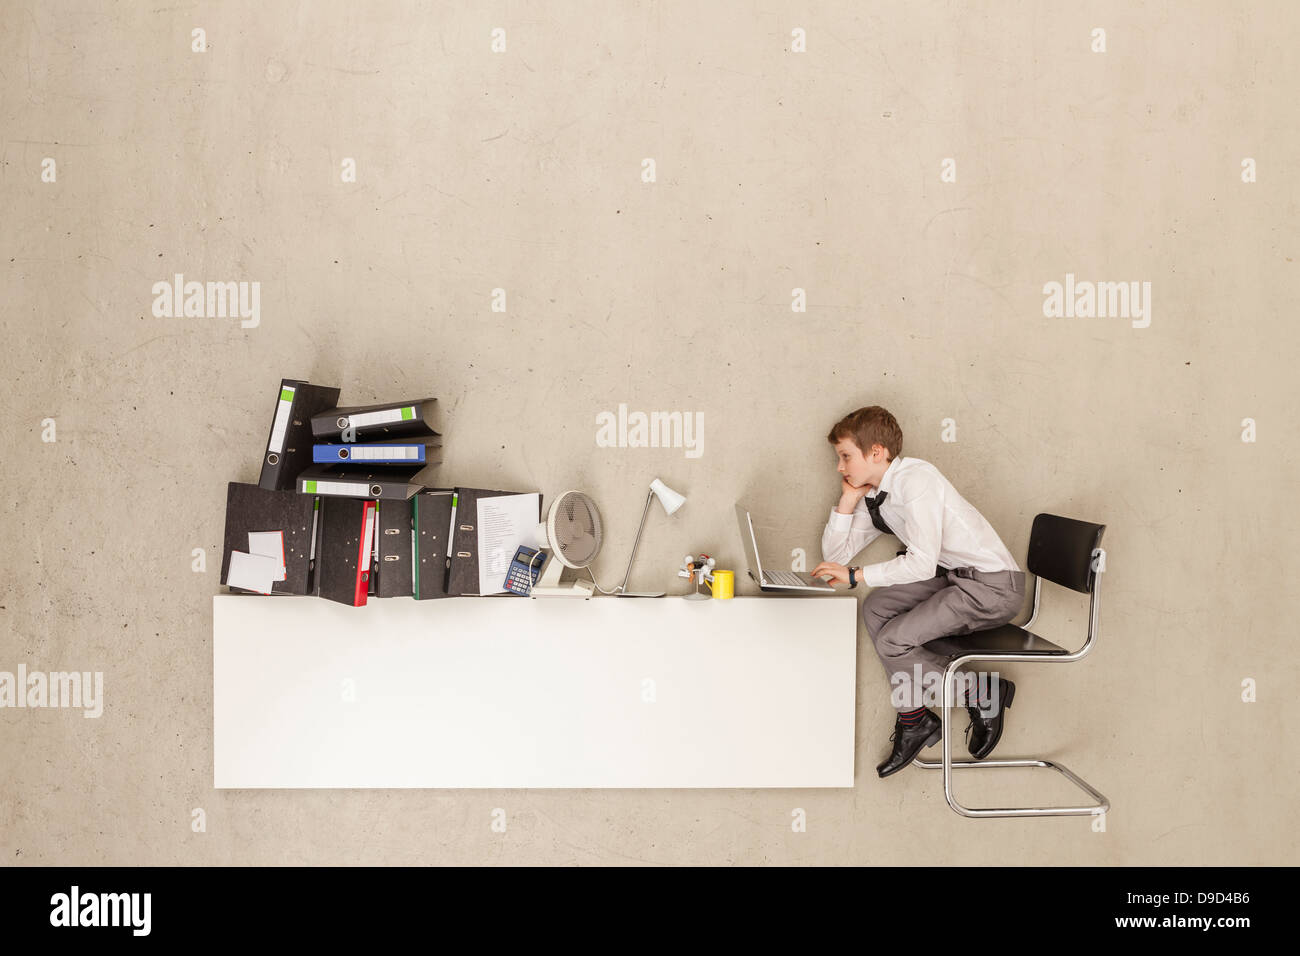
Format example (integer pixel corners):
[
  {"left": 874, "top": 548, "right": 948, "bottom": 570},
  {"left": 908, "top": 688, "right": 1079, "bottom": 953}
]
[{"left": 710, "top": 569, "right": 735, "bottom": 599}]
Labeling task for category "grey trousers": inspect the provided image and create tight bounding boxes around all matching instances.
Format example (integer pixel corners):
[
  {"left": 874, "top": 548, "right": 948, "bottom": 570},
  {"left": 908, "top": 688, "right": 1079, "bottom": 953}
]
[{"left": 862, "top": 567, "right": 1027, "bottom": 713}]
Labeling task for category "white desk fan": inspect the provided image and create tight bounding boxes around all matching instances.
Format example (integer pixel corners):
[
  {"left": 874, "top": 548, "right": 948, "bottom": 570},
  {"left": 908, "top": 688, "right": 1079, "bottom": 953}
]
[{"left": 530, "top": 491, "right": 603, "bottom": 597}]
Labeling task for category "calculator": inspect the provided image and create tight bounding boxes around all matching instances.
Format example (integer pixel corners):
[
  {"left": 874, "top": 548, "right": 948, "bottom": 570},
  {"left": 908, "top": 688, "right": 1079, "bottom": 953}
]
[{"left": 504, "top": 545, "right": 548, "bottom": 595}]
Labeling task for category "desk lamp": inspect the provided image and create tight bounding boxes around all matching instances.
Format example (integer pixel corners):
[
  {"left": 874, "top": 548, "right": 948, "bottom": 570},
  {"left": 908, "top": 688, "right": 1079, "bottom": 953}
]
[{"left": 617, "top": 478, "right": 686, "bottom": 597}]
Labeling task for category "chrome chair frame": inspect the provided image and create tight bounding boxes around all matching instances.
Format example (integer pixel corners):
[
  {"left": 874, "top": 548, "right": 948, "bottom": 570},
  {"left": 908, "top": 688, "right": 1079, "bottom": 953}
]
[{"left": 911, "top": 548, "right": 1110, "bottom": 819}]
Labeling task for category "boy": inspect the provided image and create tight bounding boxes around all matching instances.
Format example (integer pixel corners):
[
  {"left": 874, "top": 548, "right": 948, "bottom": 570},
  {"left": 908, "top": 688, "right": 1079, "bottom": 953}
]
[{"left": 810, "top": 406, "right": 1027, "bottom": 778}]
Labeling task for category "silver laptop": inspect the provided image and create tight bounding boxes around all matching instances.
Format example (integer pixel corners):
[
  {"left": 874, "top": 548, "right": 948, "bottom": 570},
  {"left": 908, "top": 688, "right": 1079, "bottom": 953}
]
[{"left": 735, "top": 503, "right": 836, "bottom": 592}]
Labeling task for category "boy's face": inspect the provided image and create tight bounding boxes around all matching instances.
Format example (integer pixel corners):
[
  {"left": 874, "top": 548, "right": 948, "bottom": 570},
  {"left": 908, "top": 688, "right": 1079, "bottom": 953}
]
[{"left": 835, "top": 438, "right": 890, "bottom": 488}]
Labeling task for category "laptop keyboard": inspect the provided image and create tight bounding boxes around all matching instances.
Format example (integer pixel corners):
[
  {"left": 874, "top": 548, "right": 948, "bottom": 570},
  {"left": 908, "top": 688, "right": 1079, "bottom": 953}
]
[{"left": 765, "top": 569, "right": 814, "bottom": 587}]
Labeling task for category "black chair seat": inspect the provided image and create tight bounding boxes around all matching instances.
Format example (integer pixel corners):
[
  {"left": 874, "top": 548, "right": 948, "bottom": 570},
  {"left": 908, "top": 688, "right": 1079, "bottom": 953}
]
[{"left": 928, "top": 623, "right": 1068, "bottom": 659}]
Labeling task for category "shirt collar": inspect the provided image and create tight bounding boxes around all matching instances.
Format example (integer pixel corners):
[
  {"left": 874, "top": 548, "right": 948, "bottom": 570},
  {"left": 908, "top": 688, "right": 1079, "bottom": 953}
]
[{"left": 876, "top": 455, "right": 904, "bottom": 496}]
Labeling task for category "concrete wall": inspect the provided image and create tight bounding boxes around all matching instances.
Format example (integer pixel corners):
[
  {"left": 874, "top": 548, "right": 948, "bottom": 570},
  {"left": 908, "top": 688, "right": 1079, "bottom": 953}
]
[{"left": 1, "top": 1, "right": 1295, "bottom": 865}]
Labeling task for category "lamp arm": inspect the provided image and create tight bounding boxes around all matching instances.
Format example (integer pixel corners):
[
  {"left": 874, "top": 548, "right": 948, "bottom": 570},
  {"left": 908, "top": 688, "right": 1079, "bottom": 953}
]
[{"left": 619, "top": 488, "right": 656, "bottom": 594}]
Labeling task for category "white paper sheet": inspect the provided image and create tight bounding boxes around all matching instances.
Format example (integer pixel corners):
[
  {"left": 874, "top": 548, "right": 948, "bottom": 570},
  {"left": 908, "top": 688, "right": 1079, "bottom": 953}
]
[
  {"left": 227, "top": 551, "right": 281, "bottom": 594},
  {"left": 247, "top": 531, "right": 286, "bottom": 581},
  {"left": 477, "top": 493, "right": 541, "bottom": 594},
  {"left": 362, "top": 504, "right": 377, "bottom": 575}
]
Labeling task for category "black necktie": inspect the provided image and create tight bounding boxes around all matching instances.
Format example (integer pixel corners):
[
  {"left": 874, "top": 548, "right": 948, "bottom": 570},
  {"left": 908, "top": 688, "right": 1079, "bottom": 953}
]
[{"left": 865, "top": 491, "right": 896, "bottom": 536}]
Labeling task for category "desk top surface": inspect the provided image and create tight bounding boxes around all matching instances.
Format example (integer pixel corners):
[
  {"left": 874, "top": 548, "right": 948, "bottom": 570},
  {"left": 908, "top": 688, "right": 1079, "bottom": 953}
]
[{"left": 212, "top": 594, "right": 859, "bottom": 789}]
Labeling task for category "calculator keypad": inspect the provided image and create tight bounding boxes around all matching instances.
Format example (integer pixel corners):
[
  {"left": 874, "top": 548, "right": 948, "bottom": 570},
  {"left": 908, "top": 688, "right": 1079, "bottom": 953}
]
[{"left": 505, "top": 549, "right": 544, "bottom": 594}]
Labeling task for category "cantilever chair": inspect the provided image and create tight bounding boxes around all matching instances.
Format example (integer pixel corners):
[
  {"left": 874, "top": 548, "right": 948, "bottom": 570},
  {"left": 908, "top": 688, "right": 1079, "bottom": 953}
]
[{"left": 913, "top": 513, "right": 1109, "bottom": 819}]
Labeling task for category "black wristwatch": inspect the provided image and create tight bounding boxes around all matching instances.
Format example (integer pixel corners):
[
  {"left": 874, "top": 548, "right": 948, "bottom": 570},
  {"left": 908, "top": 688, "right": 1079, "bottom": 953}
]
[{"left": 848, "top": 566, "right": 859, "bottom": 589}]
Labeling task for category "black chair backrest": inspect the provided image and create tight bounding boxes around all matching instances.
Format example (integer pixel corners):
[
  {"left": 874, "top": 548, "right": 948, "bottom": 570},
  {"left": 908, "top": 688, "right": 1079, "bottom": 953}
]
[{"left": 1027, "top": 514, "right": 1106, "bottom": 594}]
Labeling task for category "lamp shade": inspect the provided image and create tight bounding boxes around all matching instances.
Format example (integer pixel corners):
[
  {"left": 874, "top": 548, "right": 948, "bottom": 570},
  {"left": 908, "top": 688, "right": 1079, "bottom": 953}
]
[{"left": 649, "top": 478, "right": 686, "bottom": 515}]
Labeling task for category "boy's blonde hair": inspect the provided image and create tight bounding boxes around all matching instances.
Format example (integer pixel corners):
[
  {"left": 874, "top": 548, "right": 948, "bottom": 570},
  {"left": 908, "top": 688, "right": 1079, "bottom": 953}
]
[{"left": 827, "top": 406, "right": 903, "bottom": 460}]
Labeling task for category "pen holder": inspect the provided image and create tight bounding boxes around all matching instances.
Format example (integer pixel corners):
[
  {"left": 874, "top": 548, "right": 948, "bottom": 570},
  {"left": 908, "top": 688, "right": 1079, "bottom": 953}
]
[{"left": 680, "top": 553, "right": 716, "bottom": 600}]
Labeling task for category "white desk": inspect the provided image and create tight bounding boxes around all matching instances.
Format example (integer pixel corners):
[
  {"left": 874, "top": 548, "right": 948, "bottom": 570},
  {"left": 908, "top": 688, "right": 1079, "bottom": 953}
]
[{"left": 213, "top": 594, "right": 857, "bottom": 789}]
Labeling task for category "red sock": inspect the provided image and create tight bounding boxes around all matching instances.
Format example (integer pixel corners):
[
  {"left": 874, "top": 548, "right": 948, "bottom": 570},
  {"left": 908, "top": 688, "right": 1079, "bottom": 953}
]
[{"left": 898, "top": 706, "right": 927, "bottom": 724}]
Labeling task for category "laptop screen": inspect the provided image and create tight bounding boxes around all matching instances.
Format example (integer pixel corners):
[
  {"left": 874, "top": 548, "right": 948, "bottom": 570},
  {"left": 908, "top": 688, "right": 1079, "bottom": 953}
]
[{"left": 734, "top": 503, "right": 765, "bottom": 580}]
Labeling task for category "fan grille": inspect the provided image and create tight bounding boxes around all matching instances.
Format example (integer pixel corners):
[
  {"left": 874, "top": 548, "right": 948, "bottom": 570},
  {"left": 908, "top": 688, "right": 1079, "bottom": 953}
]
[{"left": 552, "top": 491, "right": 603, "bottom": 566}]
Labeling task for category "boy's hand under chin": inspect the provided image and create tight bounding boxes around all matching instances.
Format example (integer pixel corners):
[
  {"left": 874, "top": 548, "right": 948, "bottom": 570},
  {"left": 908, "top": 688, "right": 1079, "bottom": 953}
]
[
  {"left": 839, "top": 475, "right": 874, "bottom": 508},
  {"left": 843, "top": 475, "right": 874, "bottom": 494}
]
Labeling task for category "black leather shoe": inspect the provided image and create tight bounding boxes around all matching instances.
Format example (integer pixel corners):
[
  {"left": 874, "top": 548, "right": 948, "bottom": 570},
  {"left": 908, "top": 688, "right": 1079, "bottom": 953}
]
[
  {"left": 964, "top": 678, "right": 1016, "bottom": 760},
  {"left": 876, "top": 709, "right": 943, "bottom": 777}
]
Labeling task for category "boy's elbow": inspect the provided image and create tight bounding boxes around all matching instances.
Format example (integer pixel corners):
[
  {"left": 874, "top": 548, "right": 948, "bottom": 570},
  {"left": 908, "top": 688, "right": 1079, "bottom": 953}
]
[
  {"left": 820, "top": 539, "right": 847, "bottom": 565},
  {"left": 909, "top": 551, "right": 939, "bottom": 580}
]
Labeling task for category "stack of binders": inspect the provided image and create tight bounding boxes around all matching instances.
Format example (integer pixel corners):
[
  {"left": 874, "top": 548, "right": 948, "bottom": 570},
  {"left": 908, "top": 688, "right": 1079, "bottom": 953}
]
[
  {"left": 221, "top": 379, "right": 444, "bottom": 606},
  {"left": 220, "top": 378, "right": 544, "bottom": 605},
  {"left": 295, "top": 397, "right": 442, "bottom": 502}
]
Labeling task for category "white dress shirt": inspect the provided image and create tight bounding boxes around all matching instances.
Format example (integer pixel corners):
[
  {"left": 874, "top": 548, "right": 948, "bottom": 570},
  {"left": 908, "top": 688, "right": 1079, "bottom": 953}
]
[{"left": 821, "top": 455, "right": 1020, "bottom": 588}]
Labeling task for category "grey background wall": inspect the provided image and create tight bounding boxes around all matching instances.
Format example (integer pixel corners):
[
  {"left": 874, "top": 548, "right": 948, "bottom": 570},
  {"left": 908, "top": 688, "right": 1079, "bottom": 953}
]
[{"left": 2, "top": 1, "right": 1295, "bottom": 864}]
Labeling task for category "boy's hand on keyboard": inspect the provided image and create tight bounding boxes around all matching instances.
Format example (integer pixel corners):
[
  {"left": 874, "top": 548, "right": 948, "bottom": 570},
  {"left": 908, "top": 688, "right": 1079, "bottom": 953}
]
[{"left": 811, "top": 562, "right": 849, "bottom": 586}]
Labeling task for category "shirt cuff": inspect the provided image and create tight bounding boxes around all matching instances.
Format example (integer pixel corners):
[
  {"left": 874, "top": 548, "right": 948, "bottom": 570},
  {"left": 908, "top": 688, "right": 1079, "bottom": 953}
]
[
  {"left": 861, "top": 563, "right": 888, "bottom": 589},
  {"left": 827, "top": 508, "right": 854, "bottom": 530}
]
